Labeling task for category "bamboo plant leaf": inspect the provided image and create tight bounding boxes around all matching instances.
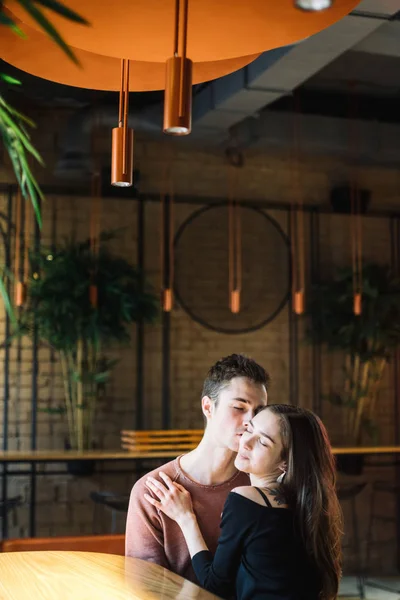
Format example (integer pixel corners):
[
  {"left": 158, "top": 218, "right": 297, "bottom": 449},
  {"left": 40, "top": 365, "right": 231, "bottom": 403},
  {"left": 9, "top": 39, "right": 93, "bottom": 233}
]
[
  {"left": 0, "top": 74, "right": 21, "bottom": 85},
  {"left": 34, "top": 0, "right": 89, "bottom": 24},
  {"left": 0, "top": 11, "right": 26, "bottom": 36},
  {"left": 12, "top": 0, "right": 87, "bottom": 65}
]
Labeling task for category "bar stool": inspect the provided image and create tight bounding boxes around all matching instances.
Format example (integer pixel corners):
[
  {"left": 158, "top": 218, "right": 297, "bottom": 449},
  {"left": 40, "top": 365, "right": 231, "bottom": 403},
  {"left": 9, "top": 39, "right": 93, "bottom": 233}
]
[
  {"left": 90, "top": 491, "right": 130, "bottom": 534},
  {"left": 364, "top": 480, "right": 400, "bottom": 595},
  {"left": 338, "top": 482, "right": 367, "bottom": 599}
]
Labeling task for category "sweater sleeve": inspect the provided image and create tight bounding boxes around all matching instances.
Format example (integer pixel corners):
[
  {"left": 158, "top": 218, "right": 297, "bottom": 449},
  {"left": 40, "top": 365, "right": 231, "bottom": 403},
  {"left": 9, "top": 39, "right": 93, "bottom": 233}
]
[
  {"left": 191, "top": 493, "right": 251, "bottom": 598},
  {"left": 125, "top": 476, "right": 170, "bottom": 569}
]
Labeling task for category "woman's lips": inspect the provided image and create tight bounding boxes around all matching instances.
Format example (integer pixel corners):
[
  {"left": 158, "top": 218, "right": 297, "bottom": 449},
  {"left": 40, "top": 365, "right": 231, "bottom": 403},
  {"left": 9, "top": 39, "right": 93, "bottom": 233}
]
[{"left": 237, "top": 453, "right": 249, "bottom": 460}]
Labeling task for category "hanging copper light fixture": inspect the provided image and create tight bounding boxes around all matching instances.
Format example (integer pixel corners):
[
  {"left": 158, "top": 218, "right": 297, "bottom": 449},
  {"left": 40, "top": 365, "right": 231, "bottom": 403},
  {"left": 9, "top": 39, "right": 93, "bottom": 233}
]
[
  {"left": 291, "top": 97, "right": 306, "bottom": 316},
  {"left": 228, "top": 164, "right": 242, "bottom": 314},
  {"left": 111, "top": 58, "right": 134, "bottom": 186},
  {"left": 14, "top": 189, "right": 24, "bottom": 307},
  {"left": 163, "top": 0, "right": 192, "bottom": 135},
  {"left": 351, "top": 181, "right": 363, "bottom": 316},
  {"left": 160, "top": 163, "right": 175, "bottom": 311},
  {"left": 348, "top": 86, "right": 363, "bottom": 316},
  {"left": 14, "top": 190, "right": 31, "bottom": 307}
]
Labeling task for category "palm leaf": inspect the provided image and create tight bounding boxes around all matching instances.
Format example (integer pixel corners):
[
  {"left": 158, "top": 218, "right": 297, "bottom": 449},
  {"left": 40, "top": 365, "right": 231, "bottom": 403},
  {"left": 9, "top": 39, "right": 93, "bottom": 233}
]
[
  {"left": 34, "top": 0, "right": 89, "bottom": 24},
  {"left": 12, "top": 0, "right": 85, "bottom": 65},
  {"left": 0, "top": 96, "right": 37, "bottom": 128},
  {"left": 0, "top": 11, "right": 26, "bottom": 36},
  {"left": 0, "top": 100, "right": 44, "bottom": 227},
  {"left": 0, "top": 74, "right": 21, "bottom": 86}
]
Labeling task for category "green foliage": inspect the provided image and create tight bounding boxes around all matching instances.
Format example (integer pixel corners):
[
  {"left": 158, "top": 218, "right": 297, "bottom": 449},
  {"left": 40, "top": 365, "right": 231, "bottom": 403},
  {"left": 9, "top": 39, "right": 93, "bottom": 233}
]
[
  {"left": 308, "top": 263, "right": 400, "bottom": 444},
  {"left": 24, "top": 234, "right": 158, "bottom": 351},
  {"left": 0, "top": 93, "right": 44, "bottom": 226},
  {"left": 20, "top": 233, "right": 158, "bottom": 450},
  {"left": 309, "top": 264, "right": 400, "bottom": 360}
]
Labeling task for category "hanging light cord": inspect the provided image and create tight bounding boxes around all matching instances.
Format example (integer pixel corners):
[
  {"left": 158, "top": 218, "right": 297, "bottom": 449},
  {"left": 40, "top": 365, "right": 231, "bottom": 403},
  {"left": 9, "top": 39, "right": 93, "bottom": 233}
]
[
  {"left": 228, "top": 164, "right": 242, "bottom": 313},
  {"left": 349, "top": 86, "right": 363, "bottom": 314},
  {"left": 160, "top": 155, "right": 174, "bottom": 312},
  {"left": 291, "top": 94, "right": 306, "bottom": 315}
]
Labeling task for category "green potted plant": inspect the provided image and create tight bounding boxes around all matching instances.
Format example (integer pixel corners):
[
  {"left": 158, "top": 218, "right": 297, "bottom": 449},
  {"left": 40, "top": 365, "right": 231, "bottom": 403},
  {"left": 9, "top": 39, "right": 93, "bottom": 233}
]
[
  {"left": 308, "top": 263, "right": 400, "bottom": 472},
  {"left": 20, "top": 232, "right": 158, "bottom": 460}
]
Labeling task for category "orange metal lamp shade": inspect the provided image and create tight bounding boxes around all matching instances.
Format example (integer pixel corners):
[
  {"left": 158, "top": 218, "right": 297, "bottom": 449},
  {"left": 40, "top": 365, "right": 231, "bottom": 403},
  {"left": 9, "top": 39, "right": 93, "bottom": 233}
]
[
  {"left": 6, "top": 0, "right": 359, "bottom": 64},
  {"left": 164, "top": 56, "right": 192, "bottom": 135},
  {"left": 0, "top": 18, "right": 259, "bottom": 91},
  {"left": 111, "top": 58, "right": 134, "bottom": 186},
  {"left": 111, "top": 123, "right": 134, "bottom": 186}
]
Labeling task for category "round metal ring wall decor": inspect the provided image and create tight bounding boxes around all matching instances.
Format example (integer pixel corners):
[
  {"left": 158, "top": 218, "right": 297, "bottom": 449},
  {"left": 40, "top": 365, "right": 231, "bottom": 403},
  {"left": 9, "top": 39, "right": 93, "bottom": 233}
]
[{"left": 174, "top": 203, "right": 291, "bottom": 334}]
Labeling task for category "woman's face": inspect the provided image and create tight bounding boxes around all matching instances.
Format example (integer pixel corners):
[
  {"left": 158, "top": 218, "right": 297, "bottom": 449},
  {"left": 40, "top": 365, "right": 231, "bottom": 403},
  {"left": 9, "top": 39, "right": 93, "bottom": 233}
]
[{"left": 234, "top": 409, "right": 286, "bottom": 478}]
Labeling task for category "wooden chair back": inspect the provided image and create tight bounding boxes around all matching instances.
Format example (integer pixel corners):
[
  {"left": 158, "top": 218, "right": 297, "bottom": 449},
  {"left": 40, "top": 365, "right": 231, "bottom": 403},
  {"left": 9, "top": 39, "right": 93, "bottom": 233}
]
[
  {"left": 121, "top": 429, "right": 203, "bottom": 453},
  {"left": 0, "top": 534, "right": 125, "bottom": 555}
]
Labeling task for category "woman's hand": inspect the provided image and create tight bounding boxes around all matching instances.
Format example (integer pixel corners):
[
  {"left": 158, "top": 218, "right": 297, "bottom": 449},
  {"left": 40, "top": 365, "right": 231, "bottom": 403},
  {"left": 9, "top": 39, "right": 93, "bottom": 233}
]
[
  {"left": 144, "top": 471, "right": 195, "bottom": 525},
  {"left": 144, "top": 471, "right": 208, "bottom": 558}
]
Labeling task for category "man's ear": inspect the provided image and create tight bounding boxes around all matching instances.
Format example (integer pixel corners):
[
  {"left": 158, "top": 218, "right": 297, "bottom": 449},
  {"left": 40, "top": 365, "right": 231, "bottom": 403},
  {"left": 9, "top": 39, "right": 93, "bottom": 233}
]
[{"left": 202, "top": 395, "right": 214, "bottom": 421}]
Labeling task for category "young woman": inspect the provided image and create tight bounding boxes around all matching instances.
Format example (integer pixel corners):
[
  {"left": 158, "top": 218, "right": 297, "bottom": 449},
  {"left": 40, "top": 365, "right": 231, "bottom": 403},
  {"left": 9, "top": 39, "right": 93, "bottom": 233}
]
[{"left": 144, "top": 405, "right": 343, "bottom": 600}]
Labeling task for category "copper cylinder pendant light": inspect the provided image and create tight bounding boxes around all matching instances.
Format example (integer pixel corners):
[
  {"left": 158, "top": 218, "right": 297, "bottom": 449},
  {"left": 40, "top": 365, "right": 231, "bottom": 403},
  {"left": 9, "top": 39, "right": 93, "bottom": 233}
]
[
  {"left": 14, "top": 190, "right": 32, "bottom": 307},
  {"left": 163, "top": 0, "right": 192, "bottom": 135},
  {"left": 111, "top": 58, "right": 134, "bottom": 186},
  {"left": 160, "top": 164, "right": 175, "bottom": 312},
  {"left": 14, "top": 189, "right": 26, "bottom": 307},
  {"left": 348, "top": 86, "right": 363, "bottom": 316},
  {"left": 351, "top": 181, "right": 363, "bottom": 316},
  {"left": 228, "top": 166, "right": 242, "bottom": 314},
  {"left": 291, "top": 98, "right": 306, "bottom": 316}
]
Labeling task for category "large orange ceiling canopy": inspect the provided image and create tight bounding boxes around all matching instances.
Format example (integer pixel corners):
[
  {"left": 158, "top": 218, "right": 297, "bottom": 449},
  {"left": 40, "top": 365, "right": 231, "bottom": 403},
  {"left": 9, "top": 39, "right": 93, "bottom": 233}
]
[
  {"left": 0, "top": 19, "right": 258, "bottom": 91},
  {"left": 6, "top": 0, "right": 359, "bottom": 63}
]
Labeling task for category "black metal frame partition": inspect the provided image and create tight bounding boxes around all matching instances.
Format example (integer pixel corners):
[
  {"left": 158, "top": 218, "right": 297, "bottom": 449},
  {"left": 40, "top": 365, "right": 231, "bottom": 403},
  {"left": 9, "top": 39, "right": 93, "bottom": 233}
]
[{"left": 1, "top": 182, "right": 400, "bottom": 540}]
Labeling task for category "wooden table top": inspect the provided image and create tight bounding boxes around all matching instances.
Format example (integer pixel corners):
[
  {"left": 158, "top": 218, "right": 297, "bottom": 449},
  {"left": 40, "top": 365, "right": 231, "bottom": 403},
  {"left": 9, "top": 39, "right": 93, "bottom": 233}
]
[
  {"left": 0, "top": 551, "right": 220, "bottom": 599},
  {"left": 1, "top": 446, "right": 400, "bottom": 462}
]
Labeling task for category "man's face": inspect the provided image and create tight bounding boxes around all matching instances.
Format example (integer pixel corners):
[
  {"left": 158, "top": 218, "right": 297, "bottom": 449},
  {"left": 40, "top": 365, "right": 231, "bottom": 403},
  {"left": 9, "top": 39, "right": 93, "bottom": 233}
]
[{"left": 204, "top": 376, "right": 268, "bottom": 452}]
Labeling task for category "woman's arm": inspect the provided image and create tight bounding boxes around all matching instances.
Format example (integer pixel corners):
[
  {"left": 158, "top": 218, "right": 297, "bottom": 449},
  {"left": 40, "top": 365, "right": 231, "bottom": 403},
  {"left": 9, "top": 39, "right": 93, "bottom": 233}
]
[
  {"left": 145, "top": 473, "right": 248, "bottom": 598},
  {"left": 144, "top": 472, "right": 208, "bottom": 557}
]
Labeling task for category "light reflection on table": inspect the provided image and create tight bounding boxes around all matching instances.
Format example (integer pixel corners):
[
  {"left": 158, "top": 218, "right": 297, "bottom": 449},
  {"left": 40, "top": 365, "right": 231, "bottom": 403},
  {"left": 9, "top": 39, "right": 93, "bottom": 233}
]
[{"left": 0, "top": 551, "right": 221, "bottom": 599}]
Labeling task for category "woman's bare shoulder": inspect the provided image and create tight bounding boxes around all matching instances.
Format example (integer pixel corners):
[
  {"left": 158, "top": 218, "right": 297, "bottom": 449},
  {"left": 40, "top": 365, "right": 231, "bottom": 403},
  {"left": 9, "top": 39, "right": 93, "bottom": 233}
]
[{"left": 232, "top": 485, "right": 289, "bottom": 508}]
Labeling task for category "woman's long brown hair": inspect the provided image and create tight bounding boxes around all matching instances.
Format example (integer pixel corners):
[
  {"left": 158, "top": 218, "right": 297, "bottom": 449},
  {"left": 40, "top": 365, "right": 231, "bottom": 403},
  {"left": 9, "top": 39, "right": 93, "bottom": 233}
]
[{"left": 267, "top": 404, "right": 343, "bottom": 600}]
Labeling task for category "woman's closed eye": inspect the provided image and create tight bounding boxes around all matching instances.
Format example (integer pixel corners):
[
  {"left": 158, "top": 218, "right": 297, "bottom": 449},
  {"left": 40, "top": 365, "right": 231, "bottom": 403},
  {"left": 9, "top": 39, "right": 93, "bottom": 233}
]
[{"left": 233, "top": 406, "right": 245, "bottom": 411}]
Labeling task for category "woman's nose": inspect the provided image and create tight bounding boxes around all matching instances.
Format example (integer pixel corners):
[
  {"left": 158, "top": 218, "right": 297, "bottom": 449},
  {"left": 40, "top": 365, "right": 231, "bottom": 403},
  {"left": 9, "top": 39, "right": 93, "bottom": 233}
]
[{"left": 241, "top": 435, "right": 252, "bottom": 450}]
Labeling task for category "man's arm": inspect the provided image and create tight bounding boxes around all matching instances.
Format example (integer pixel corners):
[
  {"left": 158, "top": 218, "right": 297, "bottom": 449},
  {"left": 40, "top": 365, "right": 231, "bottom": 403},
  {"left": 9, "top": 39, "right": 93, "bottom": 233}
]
[{"left": 125, "top": 476, "right": 170, "bottom": 568}]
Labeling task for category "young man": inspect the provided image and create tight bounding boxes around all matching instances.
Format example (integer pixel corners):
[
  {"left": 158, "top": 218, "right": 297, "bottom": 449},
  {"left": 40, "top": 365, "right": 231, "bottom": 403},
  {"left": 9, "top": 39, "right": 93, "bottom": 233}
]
[{"left": 125, "top": 353, "right": 269, "bottom": 583}]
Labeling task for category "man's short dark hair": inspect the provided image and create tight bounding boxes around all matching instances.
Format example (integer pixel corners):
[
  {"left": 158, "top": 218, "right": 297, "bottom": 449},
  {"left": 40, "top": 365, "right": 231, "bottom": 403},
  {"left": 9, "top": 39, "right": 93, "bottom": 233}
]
[{"left": 202, "top": 353, "right": 270, "bottom": 405}]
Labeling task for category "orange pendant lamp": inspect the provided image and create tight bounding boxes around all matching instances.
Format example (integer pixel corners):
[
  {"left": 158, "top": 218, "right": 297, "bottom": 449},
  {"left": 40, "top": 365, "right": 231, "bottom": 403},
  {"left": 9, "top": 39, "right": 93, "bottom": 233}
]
[
  {"left": 163, "top": 0, "right": 192, "bottom": 135},
  {"left": 3, "top": 0, "right": 359, "bottom": 90},
  {"left": 111, "top": 59, "right": 134, "bottom": 186},
  {"left": 227, "top": 165, "right": 242, "bottom": 314}
]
